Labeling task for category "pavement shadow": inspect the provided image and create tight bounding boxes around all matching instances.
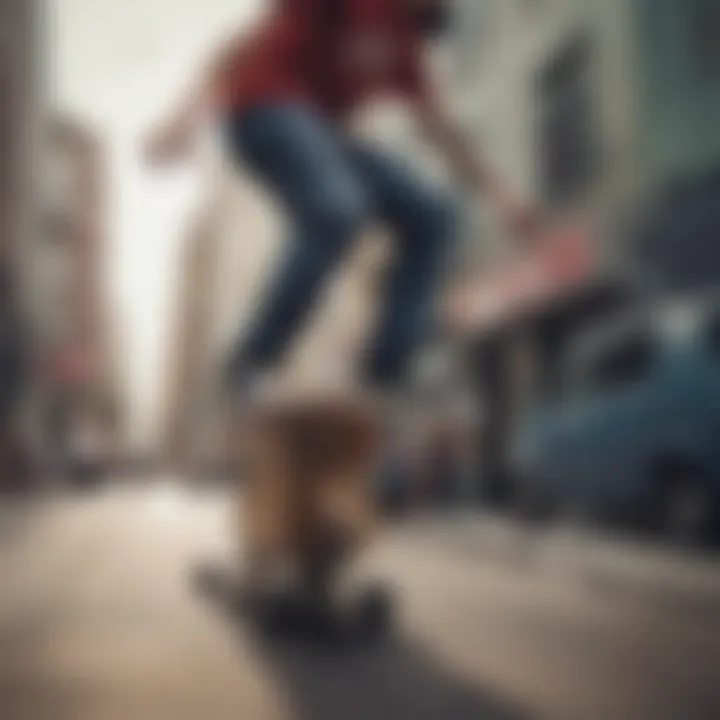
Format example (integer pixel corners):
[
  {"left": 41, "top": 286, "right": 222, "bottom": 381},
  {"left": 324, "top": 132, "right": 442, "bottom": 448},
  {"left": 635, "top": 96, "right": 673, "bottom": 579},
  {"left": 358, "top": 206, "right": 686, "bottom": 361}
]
[
  {"left": 251, "top": 634, "right": 531, "bottom": 720},
  {"left": 192, "top": 563, "right": 532, "bottom": 720}
]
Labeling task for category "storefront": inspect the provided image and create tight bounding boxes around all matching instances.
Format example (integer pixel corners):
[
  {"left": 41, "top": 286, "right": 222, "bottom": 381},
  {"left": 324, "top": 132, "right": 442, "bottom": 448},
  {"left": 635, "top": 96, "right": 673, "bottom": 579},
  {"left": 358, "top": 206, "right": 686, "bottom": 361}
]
[{"left": 448, "top": 225, "right": 634, "bottom": 505}]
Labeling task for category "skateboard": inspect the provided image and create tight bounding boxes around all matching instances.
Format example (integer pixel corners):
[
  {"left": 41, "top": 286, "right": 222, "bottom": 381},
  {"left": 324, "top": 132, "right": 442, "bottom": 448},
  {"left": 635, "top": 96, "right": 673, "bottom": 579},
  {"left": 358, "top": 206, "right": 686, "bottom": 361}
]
[{"left": 227, "top": 394, "right": 393, "bottom": 642}]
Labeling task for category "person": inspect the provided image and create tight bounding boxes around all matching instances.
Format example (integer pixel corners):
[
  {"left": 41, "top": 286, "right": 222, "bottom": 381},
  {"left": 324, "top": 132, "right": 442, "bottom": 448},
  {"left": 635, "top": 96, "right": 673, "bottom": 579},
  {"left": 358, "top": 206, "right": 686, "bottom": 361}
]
[{"left": 145, "top": 0, "right": 540, "bottom": 412}]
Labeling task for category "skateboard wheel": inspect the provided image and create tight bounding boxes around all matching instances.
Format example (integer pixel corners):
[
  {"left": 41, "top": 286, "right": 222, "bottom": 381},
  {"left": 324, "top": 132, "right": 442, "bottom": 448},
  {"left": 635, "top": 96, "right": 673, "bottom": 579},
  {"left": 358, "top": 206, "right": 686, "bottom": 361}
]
[
  {"left": 254, "top": 587, "right": 337, "bottom": 639},
  {"left": 190, "top": 561, "right": 230, "bottom": 598},
  {"left": 352, "top": 585, "right": 392, "bottom": 639},
  {"left": 190, "top": 562, "right": 260, "bottom": 616}
]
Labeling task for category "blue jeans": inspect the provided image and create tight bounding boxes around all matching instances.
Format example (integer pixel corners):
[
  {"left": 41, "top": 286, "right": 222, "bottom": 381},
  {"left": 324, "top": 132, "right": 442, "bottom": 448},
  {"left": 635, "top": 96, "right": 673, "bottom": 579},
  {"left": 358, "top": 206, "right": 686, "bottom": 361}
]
[{"left": 224, "top": 103, "right": 456, "bottom": 389}]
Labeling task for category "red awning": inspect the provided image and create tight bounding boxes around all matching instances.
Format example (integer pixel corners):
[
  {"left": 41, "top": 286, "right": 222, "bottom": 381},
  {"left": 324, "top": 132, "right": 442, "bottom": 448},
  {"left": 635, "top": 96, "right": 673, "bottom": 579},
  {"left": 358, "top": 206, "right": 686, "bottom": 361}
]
[{"left": 448, "top": 223, "right": 596, "bottom": 334}]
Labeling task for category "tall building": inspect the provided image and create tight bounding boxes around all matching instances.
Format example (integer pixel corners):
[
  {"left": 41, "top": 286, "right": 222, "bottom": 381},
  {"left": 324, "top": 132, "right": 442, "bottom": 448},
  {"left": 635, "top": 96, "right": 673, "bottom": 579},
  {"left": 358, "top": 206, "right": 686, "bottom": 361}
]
[
  {"left": 446, "top": 0, "right": 720, "bottom": 501},
  {"left": 161, "top": 194, "right": 223, "bottom": 470},
  {"left": 0, "top": 0, "right": 40, "bottom": 257},
  {"left": 0, "top": 0, "right": 42, "bottom": 486},
  {"left": 451, "top": 0, "right": 720, "bottom": 256},
  {"left": 26, "top": 115, "right": 123, "bottom": 473}
]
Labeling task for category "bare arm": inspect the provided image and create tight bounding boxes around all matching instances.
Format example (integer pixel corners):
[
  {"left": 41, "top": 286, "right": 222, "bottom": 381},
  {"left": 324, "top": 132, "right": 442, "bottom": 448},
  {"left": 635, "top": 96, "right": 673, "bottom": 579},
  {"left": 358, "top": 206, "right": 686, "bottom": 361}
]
[
  {"left": 184, "top": 21, "right": 262, "bottom": 118},
  {"left": 144, "top": 19, "right": 264, "bottom": 165},
  {"left": 414, "top": 96, "right": 498, "bottom": 193},
  {"left": 412, "top": 95, "right": 543, "bottom": 242}
]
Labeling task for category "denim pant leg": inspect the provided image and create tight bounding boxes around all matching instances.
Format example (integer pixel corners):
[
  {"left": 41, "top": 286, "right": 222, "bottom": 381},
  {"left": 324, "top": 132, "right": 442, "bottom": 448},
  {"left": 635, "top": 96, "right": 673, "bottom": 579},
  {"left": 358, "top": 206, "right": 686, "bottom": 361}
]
[
  {"left": 347, "top": 143, "right": 457, "bottom": 389},
  {"left": 224, "top": 105, "right": 370, "bottom": 374}
]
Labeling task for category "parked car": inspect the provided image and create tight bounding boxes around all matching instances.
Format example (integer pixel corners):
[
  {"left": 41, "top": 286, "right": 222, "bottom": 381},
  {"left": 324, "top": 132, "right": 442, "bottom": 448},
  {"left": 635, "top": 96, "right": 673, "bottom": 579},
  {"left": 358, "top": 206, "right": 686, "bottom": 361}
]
[{"left": 511, "top": 293, "right": 720, "bottom": 544}]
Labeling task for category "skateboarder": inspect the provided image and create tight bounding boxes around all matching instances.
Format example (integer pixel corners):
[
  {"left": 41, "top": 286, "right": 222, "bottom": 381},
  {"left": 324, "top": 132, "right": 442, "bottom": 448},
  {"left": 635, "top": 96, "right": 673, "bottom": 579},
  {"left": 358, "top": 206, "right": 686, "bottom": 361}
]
[{"left": 145, "top": 0, "right": 540, "bottom": 409}]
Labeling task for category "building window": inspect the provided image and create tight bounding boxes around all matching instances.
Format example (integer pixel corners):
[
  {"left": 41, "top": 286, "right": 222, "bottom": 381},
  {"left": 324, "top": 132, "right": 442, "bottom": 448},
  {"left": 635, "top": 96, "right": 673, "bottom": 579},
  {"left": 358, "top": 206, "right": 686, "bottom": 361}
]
[
  {"left": 536, "top": 34, "right": 597, "bottom": 208},
  {"left": 688, "top": 0, "right": 720, "bottom": 75}
]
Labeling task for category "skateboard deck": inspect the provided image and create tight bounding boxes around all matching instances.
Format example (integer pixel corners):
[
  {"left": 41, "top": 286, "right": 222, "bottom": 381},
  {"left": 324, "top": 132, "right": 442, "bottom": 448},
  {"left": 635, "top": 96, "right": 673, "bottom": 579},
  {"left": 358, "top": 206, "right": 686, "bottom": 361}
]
[{"left": 193, "top": 558, "right": 392, "bottom": 643}]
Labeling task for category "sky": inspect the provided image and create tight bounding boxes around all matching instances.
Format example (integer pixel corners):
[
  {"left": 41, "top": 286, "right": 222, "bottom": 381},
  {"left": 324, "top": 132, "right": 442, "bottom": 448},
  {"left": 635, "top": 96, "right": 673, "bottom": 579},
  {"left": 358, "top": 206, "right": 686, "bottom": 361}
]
[{"left": 52, "top": 0, "right": 263, "bottom": 445}]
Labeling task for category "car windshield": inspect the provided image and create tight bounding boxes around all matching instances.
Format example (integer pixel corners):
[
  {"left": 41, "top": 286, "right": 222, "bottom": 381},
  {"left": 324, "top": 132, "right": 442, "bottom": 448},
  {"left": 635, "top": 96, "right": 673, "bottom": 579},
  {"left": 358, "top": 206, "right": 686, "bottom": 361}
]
[
  {"left": 563, "top": 315, "right": 658, "bottom": 400},
  {"left": 547, "top": 294, "right": 717, "bottom": 405}
]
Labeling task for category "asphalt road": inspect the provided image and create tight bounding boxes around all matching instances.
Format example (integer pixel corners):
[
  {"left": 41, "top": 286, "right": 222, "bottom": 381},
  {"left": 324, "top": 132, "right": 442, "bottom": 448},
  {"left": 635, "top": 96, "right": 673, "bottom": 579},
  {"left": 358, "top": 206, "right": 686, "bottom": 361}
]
[{"left": 1, "top": 481, "right": 719, "bottom": 720}]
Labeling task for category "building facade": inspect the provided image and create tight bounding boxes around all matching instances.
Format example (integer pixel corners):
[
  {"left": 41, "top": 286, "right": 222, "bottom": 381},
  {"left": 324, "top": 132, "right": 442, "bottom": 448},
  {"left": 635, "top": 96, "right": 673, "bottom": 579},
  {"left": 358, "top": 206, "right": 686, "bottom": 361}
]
[
  {"left": 161, "top": 191, "right": 224, "bottom": 471},
  {"left": 452, "top": 0, "right": 720, "bottom": 259},
  {"left": 0, "top": 0, "right": 41, "bottom": 261},
  {"left": 25, "top": 115, "right": 122, "bottom": 476},
  {"left": 448, "top": 0, "right": 720, "bottom": 502},
  {"left": 0, "top": 0, "right": 42, "bottom": 488}
]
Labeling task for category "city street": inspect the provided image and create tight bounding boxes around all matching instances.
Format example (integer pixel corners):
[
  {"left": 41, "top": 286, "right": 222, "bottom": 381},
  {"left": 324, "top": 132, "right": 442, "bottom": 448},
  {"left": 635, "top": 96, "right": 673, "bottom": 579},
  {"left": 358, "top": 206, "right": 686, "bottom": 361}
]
[{"left": 1, "top": 481, "right": 719, "bottom": 720}]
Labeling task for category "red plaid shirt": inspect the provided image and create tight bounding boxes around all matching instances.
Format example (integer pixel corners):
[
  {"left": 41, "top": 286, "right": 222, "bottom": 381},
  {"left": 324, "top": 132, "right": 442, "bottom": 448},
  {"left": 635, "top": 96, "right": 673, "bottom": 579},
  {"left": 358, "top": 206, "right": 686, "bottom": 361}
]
[{"left": 220, "top": 0, "right": 431, "bottom": 120}]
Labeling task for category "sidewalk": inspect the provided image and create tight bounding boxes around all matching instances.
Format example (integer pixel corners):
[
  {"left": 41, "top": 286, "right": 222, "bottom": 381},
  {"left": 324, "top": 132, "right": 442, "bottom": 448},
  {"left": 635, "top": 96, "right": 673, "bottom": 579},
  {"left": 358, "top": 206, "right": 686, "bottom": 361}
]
[{"left": 395, "top": 511, "right": 720, "bottom": 615}]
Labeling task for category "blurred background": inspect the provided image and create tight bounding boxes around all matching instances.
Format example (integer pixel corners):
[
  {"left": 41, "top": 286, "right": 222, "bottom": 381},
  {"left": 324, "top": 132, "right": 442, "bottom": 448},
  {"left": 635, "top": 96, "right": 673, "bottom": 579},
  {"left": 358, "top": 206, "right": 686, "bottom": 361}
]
[{"left": 1, "top": 1, "right": 720, "bottom": 719}]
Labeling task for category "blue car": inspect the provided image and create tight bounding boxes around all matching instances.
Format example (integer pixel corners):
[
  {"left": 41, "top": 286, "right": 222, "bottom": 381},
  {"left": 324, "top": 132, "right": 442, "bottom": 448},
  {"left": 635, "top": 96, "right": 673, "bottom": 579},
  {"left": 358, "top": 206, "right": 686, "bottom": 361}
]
[{"left": 512, "top": 294, "right": 720, "bottom": 543}]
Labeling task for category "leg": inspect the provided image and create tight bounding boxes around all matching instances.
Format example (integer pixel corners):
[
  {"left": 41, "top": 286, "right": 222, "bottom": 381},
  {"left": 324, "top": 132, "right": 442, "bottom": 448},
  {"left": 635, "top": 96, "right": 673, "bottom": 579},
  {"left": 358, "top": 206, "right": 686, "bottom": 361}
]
[
  {"left": 347, "top": 144, "right": 457, "bottom": 389},
  {"left": 223, "top": 105, "right": 371, "bottom": 378}
]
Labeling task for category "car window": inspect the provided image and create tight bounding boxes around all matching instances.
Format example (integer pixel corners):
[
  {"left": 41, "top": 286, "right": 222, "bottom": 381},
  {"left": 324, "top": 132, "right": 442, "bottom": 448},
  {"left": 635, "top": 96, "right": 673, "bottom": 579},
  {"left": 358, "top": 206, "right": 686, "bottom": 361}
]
[{"left": 577, "top": 330, "right": 658, "bottom": 397}]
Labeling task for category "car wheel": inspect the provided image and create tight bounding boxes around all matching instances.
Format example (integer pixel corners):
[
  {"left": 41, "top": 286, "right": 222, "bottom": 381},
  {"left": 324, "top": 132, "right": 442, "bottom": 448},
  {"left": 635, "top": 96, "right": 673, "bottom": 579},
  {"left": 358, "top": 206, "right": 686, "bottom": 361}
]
[{"left": 654, "top": 467, "right": 718, "bottom": 546}]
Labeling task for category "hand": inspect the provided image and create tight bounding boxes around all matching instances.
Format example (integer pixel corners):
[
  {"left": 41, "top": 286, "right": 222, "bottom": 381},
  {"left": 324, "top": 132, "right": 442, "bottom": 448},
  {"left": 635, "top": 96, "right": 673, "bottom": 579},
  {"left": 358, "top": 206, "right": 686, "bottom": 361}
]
[
  {"left": 495, "top": 192, "right": 545, "bottom": 246},
  {"left": 143, "top": 117, "right": 195, "bottom": 168},
  {"left": 506, "top": 201, "right": 545, "bottom": 244}
]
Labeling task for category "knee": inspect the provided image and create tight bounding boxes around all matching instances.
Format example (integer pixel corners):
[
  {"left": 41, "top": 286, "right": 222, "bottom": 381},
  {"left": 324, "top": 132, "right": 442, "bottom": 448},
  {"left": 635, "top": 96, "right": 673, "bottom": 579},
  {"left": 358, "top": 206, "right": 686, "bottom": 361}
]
[
  {"left": 306, "top": 187, "right": 371, "bottom": 248},
  {"left": 404, "top": 194, "right": 458, "bottom": 272}
]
